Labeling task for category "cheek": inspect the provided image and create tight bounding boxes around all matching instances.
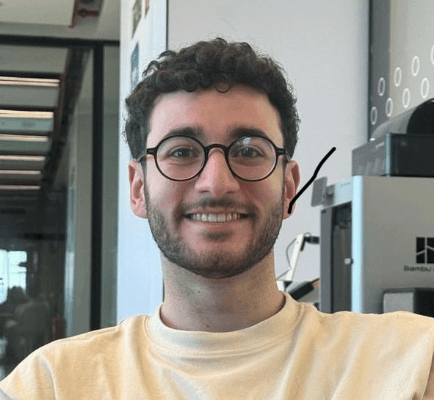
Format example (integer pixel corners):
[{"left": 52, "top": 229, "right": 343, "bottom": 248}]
[
  {"left": 146, "top": 174, "right": 187, "bottom": 215},
  {"left": 243, "top": 180, "right": 282, "bottom": 213}
]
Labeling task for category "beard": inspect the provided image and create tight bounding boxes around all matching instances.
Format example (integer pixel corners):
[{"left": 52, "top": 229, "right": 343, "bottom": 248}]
[{"left": 144, "top": 183, "right": 285, "bottom": 279}]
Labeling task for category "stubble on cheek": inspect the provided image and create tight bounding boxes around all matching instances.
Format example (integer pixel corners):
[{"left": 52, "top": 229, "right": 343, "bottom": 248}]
[{"left": 142, "top": 174, "right": 286, "bottom": 279}]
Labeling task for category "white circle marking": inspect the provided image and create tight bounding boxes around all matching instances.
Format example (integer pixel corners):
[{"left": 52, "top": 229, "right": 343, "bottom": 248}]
[
  {"left": 370, "top": 107, "right": 378, "bottom": 125},
  {"left": 421, "top": 78, "right": 430, "bottom": 99},
  {"left": 394, "top": 67, "right": 402, "bottom": 87},
  {"left": 386, "top": 98, "right": 393, "bottom": 117},
  {"left": 402, "top": 88, "right": 411, "bottom": 108},
  {"left": 378, "top": 77, "right": 386, "bottom": 96},
  {"left": 412, "top": 56, "right": 420, "bottom": 76}
]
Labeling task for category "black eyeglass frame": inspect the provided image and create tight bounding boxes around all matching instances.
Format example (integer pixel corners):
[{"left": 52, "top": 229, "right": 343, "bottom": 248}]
[{"left": 136, "top": 134, "right": 291, "bottom": 182}]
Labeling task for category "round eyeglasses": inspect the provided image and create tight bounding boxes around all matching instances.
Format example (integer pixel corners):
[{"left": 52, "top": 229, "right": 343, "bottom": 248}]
[{"left": 136, "top": 134, "right": 290, "bottom": 182}]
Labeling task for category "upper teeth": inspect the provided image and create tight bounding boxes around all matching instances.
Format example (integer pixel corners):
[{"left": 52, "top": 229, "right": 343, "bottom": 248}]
[{"left": 189, "top": 213, "right": 243, "bottom": 222}]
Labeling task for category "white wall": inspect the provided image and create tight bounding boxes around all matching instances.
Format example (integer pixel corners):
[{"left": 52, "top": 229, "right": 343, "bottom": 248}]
[
  {"left": 168, "top": 0, "right": 369, "bottom": 283},
  {"left": 117, "top": 0, "right": 167, "bottom": 322}
]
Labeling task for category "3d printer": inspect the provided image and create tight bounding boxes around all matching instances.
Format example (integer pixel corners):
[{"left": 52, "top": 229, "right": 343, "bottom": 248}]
[{"left": 314, "top": 99, "right": 434, "bottom": 315}]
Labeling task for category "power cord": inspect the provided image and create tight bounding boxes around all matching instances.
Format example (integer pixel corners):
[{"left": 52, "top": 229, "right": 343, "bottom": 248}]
[{"left": 275, "top": 232, "right": 320, "bottom": 281}]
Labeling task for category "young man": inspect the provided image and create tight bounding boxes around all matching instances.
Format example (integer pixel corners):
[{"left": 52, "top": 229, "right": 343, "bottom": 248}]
[{"left": 1, "top": 38, "right": 434, "bottom": 399}]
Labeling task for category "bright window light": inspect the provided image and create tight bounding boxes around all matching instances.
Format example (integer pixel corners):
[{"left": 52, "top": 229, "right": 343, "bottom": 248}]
[
  {"left": 0, "top": 170, "right": 41, "bottom": 176},
  {"left": 0, "top": 155, "right": 46, "bottom": 162},
  {"left": 0, "top": 109, "right": 54, "bottom": 119},
  {"left": 0, "top": 76, "right": 60, "bottom": 88},
  {"left": 0, "top": 134, "right": 49, "bottom": 142},
  {"left": 0, "top": 250, "right": 27, "bottom": 303},
  {"left": 0, "top": 185, "right": 41, "bottom": 190}
]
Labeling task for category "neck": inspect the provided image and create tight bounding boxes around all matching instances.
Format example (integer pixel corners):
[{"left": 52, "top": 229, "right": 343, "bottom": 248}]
[{"left": 160, "top": 252, "right": 285, "bottom": 332}]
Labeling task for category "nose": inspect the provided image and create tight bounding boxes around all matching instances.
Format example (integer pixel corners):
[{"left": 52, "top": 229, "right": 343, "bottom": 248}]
[{"left": 194, "top": 148, "right": 240, "bottom": 196}]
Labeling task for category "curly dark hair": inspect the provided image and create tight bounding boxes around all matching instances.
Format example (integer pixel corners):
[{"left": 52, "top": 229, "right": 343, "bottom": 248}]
[{"left": 124, "top": 37, "right": 299, "bottom": 161}]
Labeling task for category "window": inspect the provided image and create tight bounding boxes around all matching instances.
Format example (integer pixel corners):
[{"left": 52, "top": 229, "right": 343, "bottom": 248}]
[{"left": 0, "top": 250, "right": 27, "bottom": 303}]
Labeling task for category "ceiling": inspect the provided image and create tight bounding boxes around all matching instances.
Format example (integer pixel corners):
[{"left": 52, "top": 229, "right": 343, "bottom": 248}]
[
  {"left": 0, "top": 0, "right": 119, "bottom": 40},
  {"left": 0, "top": 0, "right": 119, "bottom": 236},
  {"left": 0, "top": 0, "right": 76, "bottom": 26}
]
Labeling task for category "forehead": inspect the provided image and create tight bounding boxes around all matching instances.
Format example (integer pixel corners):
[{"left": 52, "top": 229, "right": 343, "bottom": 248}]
[{"left": 147, "top": 85, "right": 283, "bottom": 147}]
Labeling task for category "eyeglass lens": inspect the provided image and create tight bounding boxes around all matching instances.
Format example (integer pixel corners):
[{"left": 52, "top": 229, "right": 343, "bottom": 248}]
[{"left": 156, "top": 136, "right": 276, "bottom": 181}]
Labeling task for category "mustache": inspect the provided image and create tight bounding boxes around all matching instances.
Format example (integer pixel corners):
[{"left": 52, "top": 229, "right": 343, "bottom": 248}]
[{"left": 181, "top": 196, "right": 256, "bottom": 215}]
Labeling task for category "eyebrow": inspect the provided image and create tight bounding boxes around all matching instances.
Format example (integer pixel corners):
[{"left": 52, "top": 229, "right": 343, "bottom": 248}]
[
  {"left": 161, "top": 126, "right": 204, "bottom": 141},
  {"left": 160, "top": 126, "right": 272, "bottom": 143},
  {"left": 227, "top": 127, "right": 271, "bottom": 141}
]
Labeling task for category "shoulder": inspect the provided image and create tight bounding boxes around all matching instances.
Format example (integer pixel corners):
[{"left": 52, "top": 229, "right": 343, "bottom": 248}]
[
  {"left": 42, "top": 314, "right": 149, "bottom": 355},
  {"left": 0, "top": 315, "right": 150, "bottom": 399},
  {"left": 305, "top": 302, "right": 434, "bottom": 333},
  {"left": 299, "top": 302, "right": 434, "bottom": 353},
  {"left": 297, "top": 304, "right": 434, "bottom": 386}
]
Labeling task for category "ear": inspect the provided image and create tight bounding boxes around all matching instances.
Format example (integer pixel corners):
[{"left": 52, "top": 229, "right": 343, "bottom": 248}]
[
  {"left": 282, "top": 160, "right": 301, "bottom": 219},
  {"left": 128, "top": 160, "right": 148, "bottom": 218}
]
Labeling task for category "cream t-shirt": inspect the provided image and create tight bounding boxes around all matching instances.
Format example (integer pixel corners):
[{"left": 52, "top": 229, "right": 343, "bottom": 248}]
[{"left": 1, "top": 292, "right": 434, "bottom": 399}]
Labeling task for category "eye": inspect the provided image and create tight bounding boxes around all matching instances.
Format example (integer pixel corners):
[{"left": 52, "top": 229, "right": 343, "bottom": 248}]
[
  {"left": 169, "top": 147, "right": 197, "bottom": 158},
  {"left": 233, "top": 146, "right": 264, "bottom": 158}
]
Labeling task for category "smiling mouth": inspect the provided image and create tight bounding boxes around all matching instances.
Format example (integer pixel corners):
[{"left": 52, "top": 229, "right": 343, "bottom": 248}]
[{"left": 185, "top": 213, "right": 249, "bottom": 223}]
